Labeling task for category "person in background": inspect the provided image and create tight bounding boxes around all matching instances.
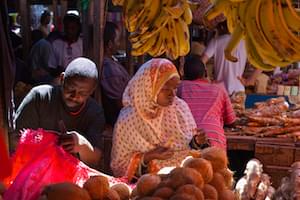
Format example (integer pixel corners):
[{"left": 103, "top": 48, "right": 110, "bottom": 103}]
[
  {"left": 28, "top": 31, "right": 62, "bottom": 85},
  {"left": 201, "top": 20, "right": 261, "bottom": 95},
  {"left": 14, "top": 57, "right": 105, "bottom": 168},
  {"left": 110, "top": 58, "right": 207, "bottom": 181},
  {"left": 48, "top": 13, "right": 82, "bottom": 71},
  {"left": 38, "top": 10, "right": 51, "bottom": 38},
  {"left": 177, "top": 55, "right": 236, "bottom": 150},
  {"left": 100, "top": 21, "right": 130, "bottom": 127}
]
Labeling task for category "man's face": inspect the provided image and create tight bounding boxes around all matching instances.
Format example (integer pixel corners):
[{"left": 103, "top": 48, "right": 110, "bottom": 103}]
[
  {"left": 111, "top": 29, "right": 121, "bottom": 54},
  {"left": 65, "top": 21, "right": 80, "bottom": 39},
  {"left": 62, "top": 77, "right": 96, "bottom": 109}
]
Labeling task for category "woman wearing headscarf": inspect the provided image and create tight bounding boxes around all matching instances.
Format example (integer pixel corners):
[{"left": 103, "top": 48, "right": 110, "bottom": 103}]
[{"left": 110, "top": 58, "right": 207, "bottom": 181}]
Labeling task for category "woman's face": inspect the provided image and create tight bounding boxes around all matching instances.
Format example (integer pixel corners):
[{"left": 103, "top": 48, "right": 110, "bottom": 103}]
[{"left": 157, "top": 76, "right": 180, "bottom": 107}]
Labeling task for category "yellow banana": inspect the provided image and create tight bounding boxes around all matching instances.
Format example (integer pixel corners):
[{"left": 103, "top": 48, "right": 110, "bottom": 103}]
[
  {"left": 280, "top": 0, "right": 300, "bottom": 33},
  {"left": 163, "top": 0, "right": 185, "bottom": 19},
  {"left": 203, "top": 0, "right": 230, "bottom": 22},
  {"left": 135, "top": 0, "right": 162, "bottom": 35},
  {"left": 259, "top": 0, "right": 297, "bottom": 61},
  {"left": 244, "top": 35, "right": 275, "bottom": 72},
  {"left": 182, "top": 0, "right": 193, "bottom": 24},
  {"left": 165, "top": 20, "right": 179, "bottom": 60},
  {"left": 131, "top": 32, "right": 158, "bottom": 56},
  {"left": 275, "top": 0, "right": 300, "bottom": 58},
  {"left": 224, "top": 2, "right": 239, "bottom": 33},
  {"left": 271, "top": 0, "right": 300, "bottom": 61},
  {"left": 224, "top": 25, "right": 244, "bottom": 62},
  {"left": 129, "top": 12, "right": 170, "bottom": 43},
  {"left": 174, "top": 17, "right": 190, "bottom": 56},
  {"left": 223, "top": 0, "right": 248, "bottom": 62},
  {"left": 123, "top": 0, "right": 145, "bottom": 32},
  {"left": 245, "top": 0, "right": 291, "bottom": 67},
  {"left": 148, "top": 29, "right": 166, "bottom": 57}
]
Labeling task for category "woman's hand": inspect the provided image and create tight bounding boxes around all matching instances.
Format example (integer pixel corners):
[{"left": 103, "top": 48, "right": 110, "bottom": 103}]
[
  {"left": 194, "top": 128, "right": 208, "bottom": 145},
  {"left": 143, "top": 146, "right": 174, "bottom": 164}
]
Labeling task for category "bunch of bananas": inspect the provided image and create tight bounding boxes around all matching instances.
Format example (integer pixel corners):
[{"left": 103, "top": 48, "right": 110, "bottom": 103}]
[
  {"left": 112, "top": 0, "right": 193, "bottom": 60},
  {"left": 204, "top": 0, "right": 300, "bottom": 71}
]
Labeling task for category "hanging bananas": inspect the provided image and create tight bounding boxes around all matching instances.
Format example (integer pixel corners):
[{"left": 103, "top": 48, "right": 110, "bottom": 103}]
[
  {"left": 112, "top": 0, "right": 194, "bottom": 60},
  {"left": 203, "top": 0, "right": 300, "bottom": 71}
]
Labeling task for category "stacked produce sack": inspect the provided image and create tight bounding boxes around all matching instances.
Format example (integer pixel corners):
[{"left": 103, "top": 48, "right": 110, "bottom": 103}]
[
  {"left": 131, "top": 147, "right": 237, "bottom": 200},
  {"left": 203, "top": 0, "right": 300, "bottom": 71},
  {"left": 111, "top": 0, "right": 193, "bottom": 60},
  {"left": 235, "top": 159, "right": 275, "bottom": 200}
]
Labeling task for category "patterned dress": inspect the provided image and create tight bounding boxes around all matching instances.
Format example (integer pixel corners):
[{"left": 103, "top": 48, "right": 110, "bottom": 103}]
[{"left": 110, "top": 58, "right": 198, "bottom": 178}]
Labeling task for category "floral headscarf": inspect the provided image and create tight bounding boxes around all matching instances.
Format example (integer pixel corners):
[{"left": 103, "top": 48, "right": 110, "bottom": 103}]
[{"left": 111, "top": 58, "right": 197, "bottom": 178}]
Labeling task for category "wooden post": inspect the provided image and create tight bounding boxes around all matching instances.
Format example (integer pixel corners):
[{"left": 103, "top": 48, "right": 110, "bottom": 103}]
[
  {"left": 19, "top": 0, "right": 30, "bottom": 59},
  {"left": 82, "top": 1, "right": 92, "bottom": 58},
  {"left": 52, "top": 0, "right": 57, "bottom": 25},
  {"left": 93, "top": 0, "right": 106, "bottom": 104},
  {"left": 125, "top": 30, "right": 134, "bottom": 76}
]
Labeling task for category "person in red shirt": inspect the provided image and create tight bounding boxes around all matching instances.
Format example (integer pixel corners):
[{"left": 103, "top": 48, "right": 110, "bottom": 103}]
[{"left": 177, "top": 55, "right": 236, "bottom": 150}]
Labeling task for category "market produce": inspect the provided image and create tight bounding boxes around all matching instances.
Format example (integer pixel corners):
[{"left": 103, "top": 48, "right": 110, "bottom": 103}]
[
  {"left": 38, "top": 182, "right": 91, "bottom": 200},
  {"left": 112, "top": 0, "right": 193, "bottom": 60},
  {"left": 182, "top": 157, "right": 214, "bottom": 183},
  {"left": 219, "top": 168, "right": 235, "bottom": 189},
  {"left": 131, "top": 147, "right": 236, "bottom": 199},
  {"left": 202, "top": 184, "right": 218, "bottom": 200},
  {"left": 105, "top": 189, "right": 121, "bottom": 200},
  {"left": 201, "top": 146, "right": 228, "bottom": 171},
  {"left": 235, "top": 159, "right": 273, "bottom": 200},
  {"left": 83, "top": 175, "right": 110, "bottom": 200},
  {"left": 203, "top": 0, "right": 300, "bottom": 71},
  {"left": 226, "top": 96, "right": 300, "bottom": 139},
  {"left": 110, "top": 183, "right": 131, "bottom": 200}
]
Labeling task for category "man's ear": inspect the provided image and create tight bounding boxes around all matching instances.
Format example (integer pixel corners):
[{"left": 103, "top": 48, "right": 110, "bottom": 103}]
[{"left": 60, "top": 72, "right": 65, "bottom": 85}]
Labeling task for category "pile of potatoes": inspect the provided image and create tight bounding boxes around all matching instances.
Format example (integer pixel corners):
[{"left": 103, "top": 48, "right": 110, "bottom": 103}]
[
  {"left": 235, "top": 159, "right": 275, "bottom": 200},
  {"left": 37, "top": 175, "right": 131, "bottom": 200},
  {"left": 131, "top": 147, "right": 237, "bottom": 200}
]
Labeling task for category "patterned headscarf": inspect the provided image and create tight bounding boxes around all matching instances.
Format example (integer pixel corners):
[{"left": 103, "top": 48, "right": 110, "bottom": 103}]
[
  {"left": 122, "top": 58, "right": 179, "bottom": 119},
  {"left": 111, "top": 58, "right": 197, "bottom": 178}
]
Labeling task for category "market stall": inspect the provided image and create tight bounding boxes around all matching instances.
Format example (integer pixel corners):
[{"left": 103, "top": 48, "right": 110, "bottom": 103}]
[{"left": 225, "top": 95, "right": 300, "bottom": 187}]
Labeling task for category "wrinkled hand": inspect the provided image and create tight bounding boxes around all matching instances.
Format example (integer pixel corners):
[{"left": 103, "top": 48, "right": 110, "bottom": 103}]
[
  {"left": 144, "top": 146, "right": 174, "bottom": 164},
  {"left": 58, "top": 131, "right": 79, "bottom": 154},
  {"left": 194, "top": 128, "right": 208, "bottom": 145}
]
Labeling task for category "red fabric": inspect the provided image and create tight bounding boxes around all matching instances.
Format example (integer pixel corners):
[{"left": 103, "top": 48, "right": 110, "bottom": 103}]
[
  {"left": 3, "top": 129, "right": 130, "bottom": 200},
  {"left": 0, "top": 130, "right": 12, "bottom": 181}
]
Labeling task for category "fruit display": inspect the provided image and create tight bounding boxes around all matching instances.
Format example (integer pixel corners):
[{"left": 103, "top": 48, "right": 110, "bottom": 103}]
[
  {"left": 111, "top": 0, "right": 193, "bottom": 60},
  {"left": 131, "top": 147, "right": 237, "bottom": 200},
  {"left": 225, "top": 96, "right": 300, "bottom": 138},
  {"left": 203, "top": 0, "right": 300, "bottom": 71},
  {"left": 37, "top": 175, "right": 131, "bottom": 200},
  {"left": 235, "top": 159, "right": 275, "bottom": 200}
]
